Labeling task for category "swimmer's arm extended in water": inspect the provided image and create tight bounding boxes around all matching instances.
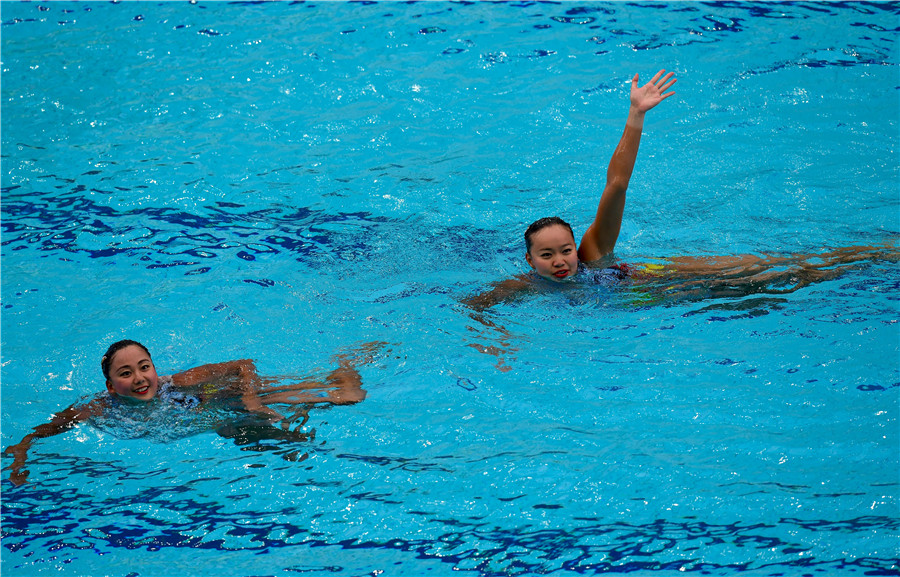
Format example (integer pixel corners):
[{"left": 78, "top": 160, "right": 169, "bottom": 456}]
[
  {"left": 254, "top": 365, "right": 367, "bottom": 406},
  {"left": 578, "top": 70, "right": 676, "bottom": 263},
  {"left": 461, "top": 276, "right": 532, "bottom": 311},
  {"left": 3, "top": 400, "right": 104, "bottom": 486},
  {"left": 269, "top": 342, "right": 385, "bottom": 406},
  {"left": 170, "top": 358, "right": 367, "bottom": 422},
  {"left": 3, "top": 354, "right": 373, "bottom": 485}
]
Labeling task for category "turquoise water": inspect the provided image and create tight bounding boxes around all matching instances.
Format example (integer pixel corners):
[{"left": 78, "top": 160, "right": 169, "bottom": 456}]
[{"left": 2, "top": 1, "right": 898, "bottom": 575}]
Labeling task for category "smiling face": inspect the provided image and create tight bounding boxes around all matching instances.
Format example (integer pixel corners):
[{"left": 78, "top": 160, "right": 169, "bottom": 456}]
[
  {"left": 105, "top": 344, "right": 160, "bottom": 401},
  {"left": 525, "top": 223, "right": 580, "bottom": 281}
]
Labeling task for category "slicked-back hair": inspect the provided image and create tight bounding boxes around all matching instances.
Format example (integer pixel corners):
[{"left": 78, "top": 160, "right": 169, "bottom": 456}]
[
  {"left": 524, "top": 216, "right": 575, "bottom": 253},
  {"left": 101, "top": 339, "right": 151, "bottom": 379}
]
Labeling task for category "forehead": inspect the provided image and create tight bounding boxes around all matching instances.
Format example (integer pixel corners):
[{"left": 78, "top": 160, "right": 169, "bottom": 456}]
[
  {"left": 110, "top": 345, "right": 150, "bottom": 367},
  {"left": 530, "top": 224, "right": 576, "bottom": 249}
]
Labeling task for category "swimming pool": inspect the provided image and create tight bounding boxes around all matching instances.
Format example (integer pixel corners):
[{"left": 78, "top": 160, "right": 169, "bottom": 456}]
[{"left": 2, "top": 1, "right": 898, "bottom": 575}]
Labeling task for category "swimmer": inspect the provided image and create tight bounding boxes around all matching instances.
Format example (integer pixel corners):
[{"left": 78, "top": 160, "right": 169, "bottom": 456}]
[
  {"left": 465, "top": 68, "right": 676, "bottom": 310},
  {"left": 3, "top": 339, "right": 381, "bottom": 486},
  {"left": 464, "top": 69, "right": 898, "bottom": 311}
]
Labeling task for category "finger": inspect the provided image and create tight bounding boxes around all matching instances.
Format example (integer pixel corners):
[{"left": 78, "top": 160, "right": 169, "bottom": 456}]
[
  {"left": 660, "top": 77, "right": 677, "bottom": 92},
  {"left": 657, "top": 72, "right": 675, "bottom": 86},
  {"left": 649, "top": 69, "right": 665, "bottom": 84},
  {"left": 631, "top": 73, "right": 640, "bottom": 89}
]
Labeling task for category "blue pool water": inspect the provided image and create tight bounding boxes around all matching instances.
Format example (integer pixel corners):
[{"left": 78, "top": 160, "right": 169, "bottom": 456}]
[{"left": 2, "top": 1, "right": 898, "bottom": 575}]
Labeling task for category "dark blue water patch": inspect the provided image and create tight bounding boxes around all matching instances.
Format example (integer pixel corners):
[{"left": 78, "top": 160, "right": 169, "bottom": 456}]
[
  {"left": 702, "top": 1, "right": 899, "bottom": 19},
  {"left": 857, "top": 382, "right": 899, "bottom": 392},
  {"left": 333, "top": 452, "right": 455, "bottom": 474},
  {"left": 1, "top": 17, "right": 39, "bottom": 26},
  {"left": 1, "top": 187, "right": 507, "bottom": 275},
  {"left": 550, "top": 15, "right": 596, "bottom": 25},
  {"left": 683, "top": 297, "right": 789, "bottom": 319},
  {"left": 562, "top": 5, "right": 615, "bottom": 17},
  {"left": 145, "top": 260, "right": 202, "bottom": 270},
  {"left": 619, "top": 2, "right": 899, "bottom": 55},
  {"left": 243, "top": 278, "right": 275, "bottom": 287},
  {"left": 345, "top": 491, "right": 404, "bottom": 506},
  {"left": 456, "top": 377, "right": 477, "bottom": 391},
  {"left": 5, "top": 476, "right": 897, "bottom": 576}
]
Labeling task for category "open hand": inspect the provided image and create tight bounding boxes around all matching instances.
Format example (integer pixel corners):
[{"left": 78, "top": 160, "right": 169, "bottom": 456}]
[{"left": 631, "top": 69, "right": 677, "bottom": 112}]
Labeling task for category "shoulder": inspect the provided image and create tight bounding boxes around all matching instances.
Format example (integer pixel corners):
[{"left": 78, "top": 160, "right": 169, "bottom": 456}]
[{"left": 463, "top": 274, "right": 535, "bottom": 311}]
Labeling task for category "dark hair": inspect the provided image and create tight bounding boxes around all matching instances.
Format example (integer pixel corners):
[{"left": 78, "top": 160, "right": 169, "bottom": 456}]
[
  {"left": 101, "top": 339, "right": 151, "bottom": 379},
  {"left": 524, "top": 216, "right": 575, "bottom": 253}
]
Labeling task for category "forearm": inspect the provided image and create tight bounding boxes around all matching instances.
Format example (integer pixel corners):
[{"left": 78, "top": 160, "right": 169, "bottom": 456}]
[
  {"left": 608, "top": 68, "right": 674, "bottom": 191},
  {"left": 25, "top": 405, "right": 91, "bottom": 440},
  {"left": 462, "top": 277, "right": 531, "bottom": 311},
  {"left": 580, "top": 105, "right": 645, "bottom": 261},
  {"left": 4, "top": 404, "right": 92, "bottom": 485},
  {"left": 240, "top": 390, "right": 286, "bottom": 422},
  {"left": 607, "top": 105, "right": 645, "bottom": 191}
]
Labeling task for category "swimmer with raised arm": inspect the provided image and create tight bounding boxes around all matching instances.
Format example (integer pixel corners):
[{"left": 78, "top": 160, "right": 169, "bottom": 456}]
[
  {"left": 3, "top": 339, "right": 379, "bottom": 486},
  {"left": 464, "top": 69, "right": 898, "bottom": 313},
  {"left": 538, "top": 69, "right": 676, "bottom": 271},
  {"left": 465, "top": 69, "right": 676, "bottom": 309}
]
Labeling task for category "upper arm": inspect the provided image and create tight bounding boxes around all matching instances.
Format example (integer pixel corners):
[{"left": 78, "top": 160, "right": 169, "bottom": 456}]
[
  {"left": 171, "top": 360, "right": 258, "bottom": 388},
  {"left": 578, "top": 180, "right": 627, "bottom": 263}
]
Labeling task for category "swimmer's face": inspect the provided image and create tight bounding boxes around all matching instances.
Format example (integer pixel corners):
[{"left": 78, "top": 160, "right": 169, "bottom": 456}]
[
  {"left": 525, "top": 224, "right": 579, "bottom": 282},
  {"left": 105, "top": 344, "right": 160, "bottom": 401}
]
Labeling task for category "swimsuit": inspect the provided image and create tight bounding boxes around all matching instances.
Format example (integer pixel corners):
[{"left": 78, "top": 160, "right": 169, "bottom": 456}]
[
  {"left": 577, "top": 262, "right": 632, "bottom": 284},
  {"left": 156, "top": 377, "right": 203, "bottom": 409}
]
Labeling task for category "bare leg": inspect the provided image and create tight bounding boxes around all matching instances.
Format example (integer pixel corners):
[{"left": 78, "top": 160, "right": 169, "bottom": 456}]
[
  {"left": 248, "top": 341, "right": 388, "bottom": 409},
  {"left": 638, "top": 243, "right": 898, "bottom": 297}
]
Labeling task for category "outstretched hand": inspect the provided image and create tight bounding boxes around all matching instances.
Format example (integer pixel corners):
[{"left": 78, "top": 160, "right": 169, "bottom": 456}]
[
  {"left": 631, "top": 69, "right": 677, "bottom": 112},
  {"left": 4, "top": 441, "right": 31, "bottom": 486}
]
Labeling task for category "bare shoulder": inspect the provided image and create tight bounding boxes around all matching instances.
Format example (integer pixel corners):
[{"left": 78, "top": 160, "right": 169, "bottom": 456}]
[
  {"left": 171, "top": 359, "right": 259, "bottom": 388},
  {"left": 462, "top": 275, "right": 533, "bottom": 311}
]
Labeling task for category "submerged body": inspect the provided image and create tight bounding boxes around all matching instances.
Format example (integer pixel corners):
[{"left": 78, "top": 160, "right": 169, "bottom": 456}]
[
  {"left": 3, "top": 340, "right": 379, "bottom": 486},
  {"left": 466, "top": 69, "right": 676, "bottom": 310},
  {"left": 467, "top": 244, "right": 898, "bottom": 311},
  {"left": 465, "top": 69, "right": 898, "bottom": 311}
]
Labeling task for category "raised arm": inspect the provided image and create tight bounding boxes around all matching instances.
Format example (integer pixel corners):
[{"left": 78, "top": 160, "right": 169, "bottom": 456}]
[
  {"left": 578, "top": 69, "right": 676, "bottom": 263},
  {"left": 3, "top": 401, "right": 101, "bottom": 486}
]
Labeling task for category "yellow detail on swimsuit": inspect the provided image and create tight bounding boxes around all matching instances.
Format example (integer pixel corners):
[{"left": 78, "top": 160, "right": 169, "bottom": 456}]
[
  {"left": 200, "top": 382, "right": 220, "bottom": 395},
  {"left": 633, "top": 262, "right": 668, "bottom": 278}
]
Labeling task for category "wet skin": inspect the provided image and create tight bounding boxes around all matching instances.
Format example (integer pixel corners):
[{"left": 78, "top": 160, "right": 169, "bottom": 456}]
[
  {"left": 105, "top": 345, "right": 160, "bottom": 401},
  {"left": 525, "top": 224, "right": 580, "bottom": 281}
]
